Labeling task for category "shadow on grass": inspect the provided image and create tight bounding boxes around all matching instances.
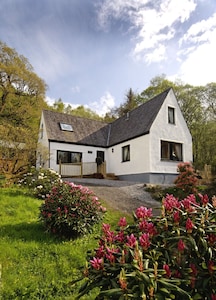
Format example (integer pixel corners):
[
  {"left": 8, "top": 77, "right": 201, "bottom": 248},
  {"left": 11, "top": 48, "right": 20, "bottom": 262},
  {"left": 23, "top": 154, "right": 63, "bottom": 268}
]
[{"left": 0, "top": 221, "right": 61, "bottom": 243}]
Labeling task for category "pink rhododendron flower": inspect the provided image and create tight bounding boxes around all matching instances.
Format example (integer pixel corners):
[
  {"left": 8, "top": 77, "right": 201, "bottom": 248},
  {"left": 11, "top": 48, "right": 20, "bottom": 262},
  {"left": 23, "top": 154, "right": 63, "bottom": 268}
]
[
  {"left": 198, "top": 193, "right": 209, "bottom": 206},
  {"left": 186, "top": 218, "right": 194, "bottom": 233},
  {"left": 115, "top": 231, "right": 125, "bottom": 243},
  {"left": 163, "top": 194, "right": 180, "bottom": 213},
  {"left": 126, "top": 234, "right": 137, "bottom": 248},
  {"left": 163, "top": 264, "right": 171, "bottom": 278},
  {"left": 135, "top": 206, "right": 152, "bottom": 219},
  {"left": 178, "top": 239, "right": 185, "bottom": 252},
  {"left": 181, "top": 194, "right": 197, "bottom": 212},
  {"left": 90, "top": 257, "right": 103, "bottom": 270},
  {"left": 173, "top": 210, "right": 180, "bottom": 224},
  {"left": 139, "top": 233, "right": 150, "bottom": 250},
  {"left": 118, "top": 217, "right": 127, "bottom": 227}
]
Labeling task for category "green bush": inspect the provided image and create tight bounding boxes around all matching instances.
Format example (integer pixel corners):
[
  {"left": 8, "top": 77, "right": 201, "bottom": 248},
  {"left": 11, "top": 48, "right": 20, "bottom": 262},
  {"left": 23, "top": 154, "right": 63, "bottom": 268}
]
[
  {"left": 77, "top": 193, "right": 216, "bottom": 299},
  {"left": 18, "top": 166, "right": 61, "bottom": 199},
  {"left": 39, "top": 181, "right": 106, "bottom": 238}
]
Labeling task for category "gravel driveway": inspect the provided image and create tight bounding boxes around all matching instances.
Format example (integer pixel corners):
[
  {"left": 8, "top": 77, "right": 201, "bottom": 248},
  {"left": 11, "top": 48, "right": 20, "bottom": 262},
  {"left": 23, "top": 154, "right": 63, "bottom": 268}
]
[{"left": 65, "top": 178, "right": 161, "bottom": 216}]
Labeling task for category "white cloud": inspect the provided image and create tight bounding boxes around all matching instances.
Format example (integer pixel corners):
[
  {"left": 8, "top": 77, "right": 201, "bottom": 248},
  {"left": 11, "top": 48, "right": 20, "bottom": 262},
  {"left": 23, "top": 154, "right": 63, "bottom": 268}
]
[
  {"left": 180, "top": 13, "right": 216, "bottom": 45},
  {"left": 174, "top": 13, "right": 216, "bottom": 85},
  {"left": 89, "top": 91, "right": 115, "bottom": 116},
  {"left": 46, "top": 96, "right": 56, "bottom": 106},
  {"left": 97, "top": 0, "right": 197, "bottom": 63}
]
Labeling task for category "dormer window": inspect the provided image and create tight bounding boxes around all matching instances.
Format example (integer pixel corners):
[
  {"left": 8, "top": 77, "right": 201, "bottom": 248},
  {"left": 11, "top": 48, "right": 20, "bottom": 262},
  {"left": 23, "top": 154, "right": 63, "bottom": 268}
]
[
  {"left": 60, "top": 123, "right": 73, "bottom": 131},
  {"left": 168, "top": 107, "right": 175, "bottom": 124}
]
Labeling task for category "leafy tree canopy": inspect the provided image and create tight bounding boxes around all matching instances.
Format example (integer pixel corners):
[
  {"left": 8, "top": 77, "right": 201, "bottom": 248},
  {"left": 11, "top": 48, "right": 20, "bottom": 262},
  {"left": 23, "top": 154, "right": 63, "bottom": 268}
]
[{"left": 0, "top": 41, "right": 48, "bottom": 179}]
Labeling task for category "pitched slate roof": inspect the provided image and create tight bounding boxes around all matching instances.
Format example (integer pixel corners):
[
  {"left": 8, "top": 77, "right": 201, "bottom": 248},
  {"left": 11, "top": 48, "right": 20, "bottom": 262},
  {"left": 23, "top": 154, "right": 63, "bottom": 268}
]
[
  {"left": 43, "top": 88, "right": 171, "bottom": 147},
  {"left": 43, "top": 110, "right": 109, "bottom": 147},
  {"left": 108, "top": 88, "right": 171, "bottom": 146}
]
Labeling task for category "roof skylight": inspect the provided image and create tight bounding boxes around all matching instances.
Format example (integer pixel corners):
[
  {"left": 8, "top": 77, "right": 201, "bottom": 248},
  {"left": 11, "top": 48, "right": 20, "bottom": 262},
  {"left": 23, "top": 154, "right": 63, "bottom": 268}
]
[{"left": 60, "top": 123, "right": 73, "bottom": 131}]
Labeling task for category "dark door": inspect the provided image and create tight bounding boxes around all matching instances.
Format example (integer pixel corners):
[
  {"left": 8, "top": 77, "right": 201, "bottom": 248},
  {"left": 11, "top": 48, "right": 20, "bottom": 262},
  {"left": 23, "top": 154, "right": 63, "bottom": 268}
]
[{"left": 96, "top": 151, "right": 105, "bottom": 162}]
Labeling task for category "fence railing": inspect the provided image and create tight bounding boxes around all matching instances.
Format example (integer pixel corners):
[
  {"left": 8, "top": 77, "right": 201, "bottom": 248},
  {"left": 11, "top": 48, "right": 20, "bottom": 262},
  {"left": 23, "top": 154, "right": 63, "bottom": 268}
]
[{"left": 59, "top": 161, "right": 101, "bottom": 177}]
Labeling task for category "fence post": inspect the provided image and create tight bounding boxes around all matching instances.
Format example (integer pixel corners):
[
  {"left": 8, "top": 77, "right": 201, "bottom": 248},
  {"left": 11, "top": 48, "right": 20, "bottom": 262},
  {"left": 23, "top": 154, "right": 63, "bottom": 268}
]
[
  {"left": 81, "top": 161, "right": 83, "bottom": 178},
  {"left": 59, "top": 160, "right": 62, "bottom": 176}
]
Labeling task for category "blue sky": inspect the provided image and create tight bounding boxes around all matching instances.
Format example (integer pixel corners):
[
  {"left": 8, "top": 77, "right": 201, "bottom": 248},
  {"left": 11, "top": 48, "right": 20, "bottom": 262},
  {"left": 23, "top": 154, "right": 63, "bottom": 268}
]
[{"left": 0, "top": 0, "right": 216, "bottom": 115}]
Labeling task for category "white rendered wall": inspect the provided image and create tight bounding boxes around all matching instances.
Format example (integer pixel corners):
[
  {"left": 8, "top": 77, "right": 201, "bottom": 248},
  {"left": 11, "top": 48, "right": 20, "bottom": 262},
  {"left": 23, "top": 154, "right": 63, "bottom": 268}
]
[
  {"left": 149, "top": 89, "right": 193, "bottom": 174},
  {"left": 49, "top": 142, "right": 108, "bottom": 173},
  {"left": 106, "top": 134, "right": 150, "bottom": 176}
]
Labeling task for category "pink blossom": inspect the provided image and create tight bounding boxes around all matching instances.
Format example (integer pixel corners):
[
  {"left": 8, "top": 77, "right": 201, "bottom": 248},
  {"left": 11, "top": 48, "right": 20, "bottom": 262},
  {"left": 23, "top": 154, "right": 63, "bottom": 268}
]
[
  {"left": 118, "top": 217, "right": 127, "bottom": 227},
  {"left": 102, "top": 223, "right": 111, "bottom": 233},
  {"left": 126, "top": 234, "right": 137, "bottom": 248},
  {"left": 163, "top": 194, "right": 180, "bottom": 213},
  {"left": 139, "top": 221, "right": 156, "bottom": 236},
  {"left": 173, "top": 211, "right": 180, "bottom": 224},
  {"left": 115, "top": 231, "right": 125, "bottom": 243},
  {"left": 163, "top": 264, "right": 171, "bottom": 278},
  {"left": 181, "top": 195, "right": 197, "bottom": 213},
  {"left": 198, "top": 193, "right": 209, "bottom": 206},
  {"left": 96, "top": 245, "right": 105, "bottom": 258},
  {"left": 178, "top": 239, "right": 185, "bottom": 252},
  {"left": 186, "top": 218, "right": 194, "bottom": 233},
  {"left": 211, "top": 294, "right": 216, "bottom": 300},
  {"left": 90, "top": 257, "right": 103, "bottom": 270},
  {"left": 135, "top": 206, "right": 152, "bottom": 219},
  {"left": 139, "top": 233, "right": 150, "bottom": 250}
]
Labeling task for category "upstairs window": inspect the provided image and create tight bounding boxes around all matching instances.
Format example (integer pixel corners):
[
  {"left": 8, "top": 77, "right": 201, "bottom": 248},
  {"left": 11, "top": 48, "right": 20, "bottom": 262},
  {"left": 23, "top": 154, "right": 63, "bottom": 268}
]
[
  {"left": 168, "top": 107, "right": 175, "bottom": 124},
  {"left": 57, "top": 150, "right": 82, "bottom": 164},
  {"left": 122, "top": 145, "right": 130, "bottom": 162},
  {"left": 161, "top": 141, "right": 182, "bottom": 161}
]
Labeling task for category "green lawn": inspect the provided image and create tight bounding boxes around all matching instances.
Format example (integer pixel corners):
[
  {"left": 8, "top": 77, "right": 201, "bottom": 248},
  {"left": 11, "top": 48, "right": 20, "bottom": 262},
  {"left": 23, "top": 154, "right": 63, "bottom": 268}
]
[{"left": 0, "top": 188, "right": 126, "bottom": 299}]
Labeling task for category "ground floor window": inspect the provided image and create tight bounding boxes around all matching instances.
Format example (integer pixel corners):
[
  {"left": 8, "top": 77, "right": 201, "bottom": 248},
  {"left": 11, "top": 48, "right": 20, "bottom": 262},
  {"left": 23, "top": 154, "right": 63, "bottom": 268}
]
[
  {"left": 57, "top": 150, "right": 82, "bottom": 164},
  {"left": 122, "top": 145, "right": 130, "bottom": 162},
  {"left": 161, "top": 140, "right": 183, "bottom": 161}
]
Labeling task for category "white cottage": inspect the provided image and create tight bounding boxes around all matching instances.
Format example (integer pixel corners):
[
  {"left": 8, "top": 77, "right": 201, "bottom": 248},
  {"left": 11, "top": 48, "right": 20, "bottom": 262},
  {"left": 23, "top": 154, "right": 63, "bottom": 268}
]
[{"left": 37, "top": 88, "right": 193, "bottom": 184}]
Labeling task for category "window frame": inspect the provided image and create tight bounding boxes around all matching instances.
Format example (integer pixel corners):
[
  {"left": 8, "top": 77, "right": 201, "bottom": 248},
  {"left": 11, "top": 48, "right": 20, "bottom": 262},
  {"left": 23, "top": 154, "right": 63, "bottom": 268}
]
[
  {"left": 161, "top": 140, "right": 183, "bottom": 162},
  {"left": 122, "top": 145, "right": 130, "bottom": 162},
  {"left": 57, "top": 150, "right": 82, "bottom": 164},
  {"left": 168, "top": 106, "right": 175, "bottom": 124}
]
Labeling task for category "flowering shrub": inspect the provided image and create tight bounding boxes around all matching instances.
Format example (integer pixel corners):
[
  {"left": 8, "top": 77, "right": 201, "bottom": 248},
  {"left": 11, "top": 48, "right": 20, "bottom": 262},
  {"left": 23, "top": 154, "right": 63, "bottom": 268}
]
[
  {"left": 174, "top": 162, "right": 198, "bottom": 195},
  {"left": 18, "top": 167, "right": 61, "bottom": 199},
  {"left": 77, "top": 193, "right": 216, "bottom": 299},
  {"left": 39, "top": 181, "right": 106, "bottom": 238}
]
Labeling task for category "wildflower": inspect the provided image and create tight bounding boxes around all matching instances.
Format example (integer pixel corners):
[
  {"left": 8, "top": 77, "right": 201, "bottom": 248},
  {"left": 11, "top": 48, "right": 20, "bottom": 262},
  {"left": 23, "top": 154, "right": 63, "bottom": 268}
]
[
  {"left": 139, "top": 233, "right": 150, "bottom": 250},
  {"left": 90, "top": 257, "right": 103, "bottom": 270},
  {"left": 211, "top": 294, "right": 216, "bottom": 300},
  {"left": 177, "top": 239, "right": 185, "bottom": 252}
]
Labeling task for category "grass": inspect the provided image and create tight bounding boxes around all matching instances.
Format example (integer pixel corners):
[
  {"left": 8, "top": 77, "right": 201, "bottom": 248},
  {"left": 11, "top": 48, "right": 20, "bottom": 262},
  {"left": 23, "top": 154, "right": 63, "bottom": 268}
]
[{"left": 0, "top": 187, "right": 127, "bottom": 299}]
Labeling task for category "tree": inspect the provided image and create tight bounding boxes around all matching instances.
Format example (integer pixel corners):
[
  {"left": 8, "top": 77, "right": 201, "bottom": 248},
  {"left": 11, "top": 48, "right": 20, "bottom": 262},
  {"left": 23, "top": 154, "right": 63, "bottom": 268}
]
[
  {"left": 110, "top": 88, "right": 139, "bottom": 119},
  {"left": 0, "top": 41, "right": 47, "bottom": 180}
]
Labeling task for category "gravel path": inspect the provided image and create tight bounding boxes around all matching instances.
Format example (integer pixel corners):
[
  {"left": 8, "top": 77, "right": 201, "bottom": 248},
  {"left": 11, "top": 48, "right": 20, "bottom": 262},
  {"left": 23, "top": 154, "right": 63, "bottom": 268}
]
[{"left": 65, "top": 178, "right": 161, "bottom": 216}]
